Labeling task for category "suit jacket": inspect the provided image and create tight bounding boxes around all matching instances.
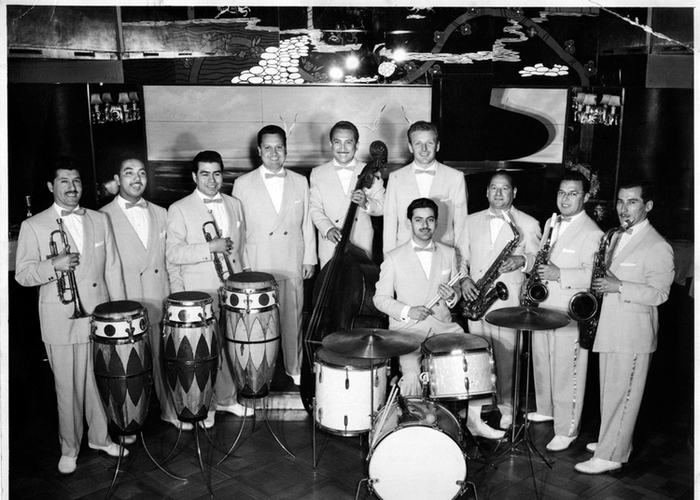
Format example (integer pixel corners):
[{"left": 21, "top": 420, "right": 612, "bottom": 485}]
[
  {"left": 373, "top": 240, "right": 462, "bottom": 341},
  {"left": 309, "top": 160, "right": 385, "bottom": 267},
  {"left": 165, "top": 190, "right": 245, "bottom": 297},
  {"left": 15, "top": 206, "right": 126, "bottom": 345},
  {"left": 101, "top": 198, "right": 171, "bottom": 324},
  {"left": 594, "top": 223, "right": 674, "bottom": 354},
  {"left": 462, "top": 208, "right": 541, "bottom": 300},
  {"left": 232, "top": 167, "right": 317, "bottom": 281},
  {"left": 383, "top": 161, "right": 468, "bottom": 261},
  {"left": 540, "top": 213, "right": 603, "bottom": 311}
]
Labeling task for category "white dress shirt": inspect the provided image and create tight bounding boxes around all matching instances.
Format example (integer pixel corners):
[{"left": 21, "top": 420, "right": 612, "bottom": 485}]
[
  {"left": 614, "top": 219, "right": 649, "bottom": 259},
  {"left": 412, "top": 161, "right": 437, "bottom": 198},
  {"left": 333, "top": 158, "right": 357, "bottom": 196},
  {"left": 551, "top": 210, "right": 585, "bottom": 245},
  {"left": 117, "top": 195, "right": 149, "bottom": 248},
  {"left": 196, "top": 190, "right": 229, "bottom": 237},
  {"left": 260, "top": 166, "right": 286, "bottom": 214},
  {"left": 488, "top": 209, "right": 506, "bottom": 247},
  {"left": 54, "top": 203, "right": 83, "bottom": 254}
]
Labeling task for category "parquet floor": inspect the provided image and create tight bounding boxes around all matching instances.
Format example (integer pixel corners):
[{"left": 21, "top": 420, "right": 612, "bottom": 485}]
[{"left": 7, "top": 281, "right": 695, "bottom": 500}]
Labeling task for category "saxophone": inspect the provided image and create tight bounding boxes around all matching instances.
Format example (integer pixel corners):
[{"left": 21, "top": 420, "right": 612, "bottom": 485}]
[
  {"left": 461, "top": 210, "right": 522, "bottom": 320},
  {"left": 520, "top": 212, "right": 558, "bottom": 307},
  {"left": 569, "top": 221, "right": 629, "bottom": 349}
]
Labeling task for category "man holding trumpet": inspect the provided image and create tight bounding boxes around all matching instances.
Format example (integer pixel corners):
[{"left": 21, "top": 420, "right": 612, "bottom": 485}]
[
  {"left": 166, "top": 150, "right": 251, "bottom": 426},
  {"left": 15, "top": 156, "right": 127, "bottom": 475}
]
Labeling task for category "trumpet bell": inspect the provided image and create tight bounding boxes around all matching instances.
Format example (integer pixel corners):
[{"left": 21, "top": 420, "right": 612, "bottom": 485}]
[{"left": 568, "top": 291, "right": 598, "bottom": 321}]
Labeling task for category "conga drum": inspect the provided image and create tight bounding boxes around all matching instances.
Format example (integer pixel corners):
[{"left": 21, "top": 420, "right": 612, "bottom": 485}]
[
  {"left": 162, "top": 291, "right": 218, "bottom": 422},
  {"left": 222, "top": 272, "right": 280, "bottom": 398},
  {"left": 91, "top": 300, "right": 152, "bottom": 433}
]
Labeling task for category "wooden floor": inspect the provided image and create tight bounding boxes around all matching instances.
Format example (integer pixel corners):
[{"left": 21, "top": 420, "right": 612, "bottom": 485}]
[{"left": 7, "top": 282, "right": 695, "bottom": 500}]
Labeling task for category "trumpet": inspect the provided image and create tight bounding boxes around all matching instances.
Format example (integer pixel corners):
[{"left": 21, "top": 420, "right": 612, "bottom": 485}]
[
  {"left": 202, "top": 210, "right": 236, "bottom": 284},
  {"left": 48, "top": 218, "right": 88, "bottom": 319}
]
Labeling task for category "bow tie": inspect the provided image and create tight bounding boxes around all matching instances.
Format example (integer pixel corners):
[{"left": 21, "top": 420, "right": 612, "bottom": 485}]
[
  {"left": 415, "top": 168, "right": 436, "bottom": 176},
  {"left": 488, "top": 213, "right": 505, "bottom": 220},
  {"left": 125, "top": 201, "right": 147, "bottom": 209},
  {"left": 335, "top": 165, "right": 354, "bottom": 172},
  {"left": 265, "top": 171, "right": 286, "bottom": 179},
  {"left": 61, "top": 208, "right": 85, "bottom": 216},
  {"left": 203, "top": 198, "right": 223, "bottom": 204},
  {"left": 414, "top": 245, "right": 436, "bottom": 253},
  {"left": 558, "top": 215, "right": 572, "bottom": 223}
]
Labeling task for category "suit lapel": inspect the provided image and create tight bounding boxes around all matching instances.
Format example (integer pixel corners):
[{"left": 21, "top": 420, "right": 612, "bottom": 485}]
[
  {"left": 609, "top": 223, "right": 653, "bottom": 272},
  {"left": 401, "top": 165, "right": 421, "bottom": 200},
  {"left": 428, "top": 163, "right": 445, "bottom": 199},
  {"left": 143, "top": 203, "right": 158, "bottom": 267},
  {"left": 76, "top": 212, "right": 95, "bottom": 282}
]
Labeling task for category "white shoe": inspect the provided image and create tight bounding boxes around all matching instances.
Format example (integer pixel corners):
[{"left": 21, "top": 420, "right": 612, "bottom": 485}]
[
  {"left": 575, "top": 457, "right": 622, "bottom": 474},
  {"left": 499, "top": 415, "right": 513, "bottom": 430},
  {"left": 290, "top": 374, "right": 301, "bottom": 386},
  {"left": 88, "top": 442, "right": 129, "bottom": 458},
  {"left": 526, "top": 412, "right": 554, "bottom": 423},
  {"left": 199, "top": 410, "right": 216, "bottom": 429},
  {"left": 161, "top": 417, "right": 194, "bottom": 432},
  {"left": 546, "top": 435, "right": 577, "bottom": 452},
  {"left": 120, "top": 435, "right": 137, "bottom": 445},
  {"left": 467, "top": 419, "right": 506, "bottom": 440},
  {"left": 58, "top": 456, "right": 77, "bottom": 474},
  {"left": 216, "top": 403, "right": 254, "bottom": 417},
  {"left": 586, "top": 442, "right": 598, "bottom": 453}
]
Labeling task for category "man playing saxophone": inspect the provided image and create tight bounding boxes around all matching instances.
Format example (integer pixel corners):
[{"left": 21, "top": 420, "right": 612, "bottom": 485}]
[
  {"left": 576, "top": 180, "right": 673, "bottom": 474},
  {"left": 529, "top": 170, "right": 603, "bottom": 452},
  {"left": 15, "top": 156, "right": 128, "bottom": 474},
  {"left": 166, "top": 150, "right": 252, "bottom": 426},
  {"left": 459, "top": 170, "right": 541, "bottom": 430}
]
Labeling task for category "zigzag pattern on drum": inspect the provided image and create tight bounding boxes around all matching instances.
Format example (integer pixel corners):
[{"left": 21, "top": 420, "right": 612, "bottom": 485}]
[{"left": 228, "top": 312, "right": 279, "bottom": 398}]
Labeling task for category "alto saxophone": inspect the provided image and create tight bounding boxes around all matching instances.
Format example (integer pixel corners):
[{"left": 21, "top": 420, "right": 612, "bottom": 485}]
[
  {"left": 569, "top": 221, "right": 629, "bottom": 349},
  {"left": 461, "top": 210, "right": 522, "bottom": 320},
  {"left": 520, "top": 212, "right": 558, "bottom": 307}
]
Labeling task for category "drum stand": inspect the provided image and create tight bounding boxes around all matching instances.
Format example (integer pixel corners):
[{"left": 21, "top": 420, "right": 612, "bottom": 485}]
[
  {"left": 102, "top": 430, "right": 188, "bottom": 500},
  {"left": 217, "top": 395, "right": 295, "bottom": 466}
]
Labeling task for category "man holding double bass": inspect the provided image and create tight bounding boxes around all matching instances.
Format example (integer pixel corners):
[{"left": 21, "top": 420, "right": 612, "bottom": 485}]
[
  {"left": 15, "top": 156, "right": 127, "bottom": 475},
  {"left": 166, "top": 150, "right": 251, "bottom": 426}
]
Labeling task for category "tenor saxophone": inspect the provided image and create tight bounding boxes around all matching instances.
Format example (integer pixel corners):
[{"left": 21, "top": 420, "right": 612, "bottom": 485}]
[
  {"left": 461, "top": 211, "right": 522, "bottom": 320},
  {"left": 569, "top": 221, "right": 629, "bottom": 349},
  {"left": 520, "top": 212, "right": 557, "bottom": 307}
]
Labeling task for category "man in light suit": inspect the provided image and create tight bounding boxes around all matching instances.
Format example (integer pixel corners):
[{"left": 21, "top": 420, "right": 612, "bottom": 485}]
[
  {"left": 310, "top": 120, "right": 385, "bottom": 268},
  {"left": 529, "top": 170, "right": 603, "bottom": 452},
  {"left": 374, "top": 197, "right": 504, "bottom": 440},
  {"left": 383, "top": 121, "right": 467, "bottom": 265},
  {"left": 232, "top": 125, "right": 317, "bottom": 386},
  {"left": 460, "top": 171, "right": 541, "bottom": 430},
  {"left": 166, "top": 150, "right": 251, "bottom": 426},
  {"left": 101, "top": 155, "right": 187, "bottom": 431},
  {"left": 15, "top": 156, "right": 128, "bottom": 475},
  {"left": 576, "top": 180, "right": 673, "bottom": 474}
]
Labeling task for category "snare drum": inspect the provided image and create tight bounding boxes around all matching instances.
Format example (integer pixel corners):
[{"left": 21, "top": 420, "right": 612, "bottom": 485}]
[
  {"left": 91, "top": 300, "right": 152, "bottom": 433},
  {"left": 223, "top": 272, "right": 280, "bottom": 398},
  {"left": 421, "top": 333, "right": 496, "bottom": 400},
  {"left": 314, "top": 347, "right": 389, "bottom": 436},
  {"left": 162, "top": 292, "right": 218, "bottom": 422},
  {"left": 368, "top": 398, "right": 466, "bottom": 500}
]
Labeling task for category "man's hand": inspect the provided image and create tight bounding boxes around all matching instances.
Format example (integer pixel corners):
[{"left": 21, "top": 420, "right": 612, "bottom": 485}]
[
  {"left": 52, "top": 251, "right": 80, "bottom": 272},
  {"left": 326, "top": 227, "right": 342, "bottom": 244},
  {"left": 499, "top": 255, "right": 525, "bottom": 273},
  {"left": 461, "top": 277, "right": 479, "bottom": 302},
  {"left": 351, "top": 189, "right": 367, "bottom": 208},
  {"left": 537, "top": 263, "right": 560, "bottom": 281},
  {"left": 408, "top": 306, "right": 434, "bottom": 321},
  {"left": 593, "top": 271, "right": 621, "bottom": 294},
  {"left": 209, "top": 237, "right": 234, "bottom": 255},
  {"left": 302, "top": 264, "right": 315, "bottom": 279},
  {"left": 437, "top": 283, "right": 460, "bottom": 303}
]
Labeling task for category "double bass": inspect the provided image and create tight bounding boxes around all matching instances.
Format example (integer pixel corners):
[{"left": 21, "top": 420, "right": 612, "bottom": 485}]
[{"left": 299, "top": 141, "right": 389, "bottom": 413}]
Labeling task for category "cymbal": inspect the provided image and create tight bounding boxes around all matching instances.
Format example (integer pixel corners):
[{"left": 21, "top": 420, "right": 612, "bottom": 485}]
[
  {"left": 485, "top": 306, "right": 570, "bottom": 331},
  {"left": 322, "top": 329, "right": 420, "bottom": 359}
]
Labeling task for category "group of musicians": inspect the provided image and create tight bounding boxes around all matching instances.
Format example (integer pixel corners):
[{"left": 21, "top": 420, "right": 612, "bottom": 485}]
[{"left": 14, "top": 119, "right": 674, "bottom": 479}]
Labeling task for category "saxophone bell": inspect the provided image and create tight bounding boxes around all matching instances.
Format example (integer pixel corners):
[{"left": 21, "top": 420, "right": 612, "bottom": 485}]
[{"left": 568, "top": 290, "right": 598, "bottom": 321}]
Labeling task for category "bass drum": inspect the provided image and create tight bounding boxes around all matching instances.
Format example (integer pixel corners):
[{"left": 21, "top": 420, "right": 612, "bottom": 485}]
[{"left": 368, "top": 397, "right": 467, "bottom": 500}]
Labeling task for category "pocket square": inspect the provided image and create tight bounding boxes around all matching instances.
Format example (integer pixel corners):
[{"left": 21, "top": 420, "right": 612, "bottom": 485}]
[
  {"left": 562, "top": 248, "right": 576, "bottom": 253},
  {"left": 441, "top": 269, "right": 451, "bottom": 275},
  {"left": 620, "top": 262, "right": 636, "bottom": 267},
  {"left": 294, "top": 199, "right": 301, "bottom": 204},
  {"left": 440, "top": 197, "right": 451, "bottom": 202},
  {"left": 95, "top": 241, "right": 105, "bottom": 247}
]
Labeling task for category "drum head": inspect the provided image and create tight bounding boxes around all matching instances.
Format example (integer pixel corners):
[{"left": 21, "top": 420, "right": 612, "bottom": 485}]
[
  {"left": 226, "top": 271, "right": 276, "bottom": 289},
  {"left": 369, "top": 426, "right": 466, "bottom": 500},
  {"left": 167, "top": 291, "right": 213, "bottom": 305},
  {"left": 423, "top": 333, "right": 489, "bottom": 354},
  {"left": 315, "top": 347, "right": 387, "bottom": 370},
  {"left": 93, "top": 300, "right": 144, "bottom": 318}
]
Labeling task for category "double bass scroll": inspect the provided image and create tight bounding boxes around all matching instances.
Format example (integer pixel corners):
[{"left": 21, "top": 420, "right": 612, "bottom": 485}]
[{"left": 300, "top": 141, "right": 389, "bottom": 413}]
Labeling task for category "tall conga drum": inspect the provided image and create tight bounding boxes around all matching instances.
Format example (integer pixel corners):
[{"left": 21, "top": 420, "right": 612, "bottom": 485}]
[
  {"left": 162, "top": 291, "right": 218, "bottom": 422},
  {"left": 91, "top": 300, "right": 153, "bottom": 433},
  {"left": 222, "top": 272, "right": 280, "bottom": 398}
]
